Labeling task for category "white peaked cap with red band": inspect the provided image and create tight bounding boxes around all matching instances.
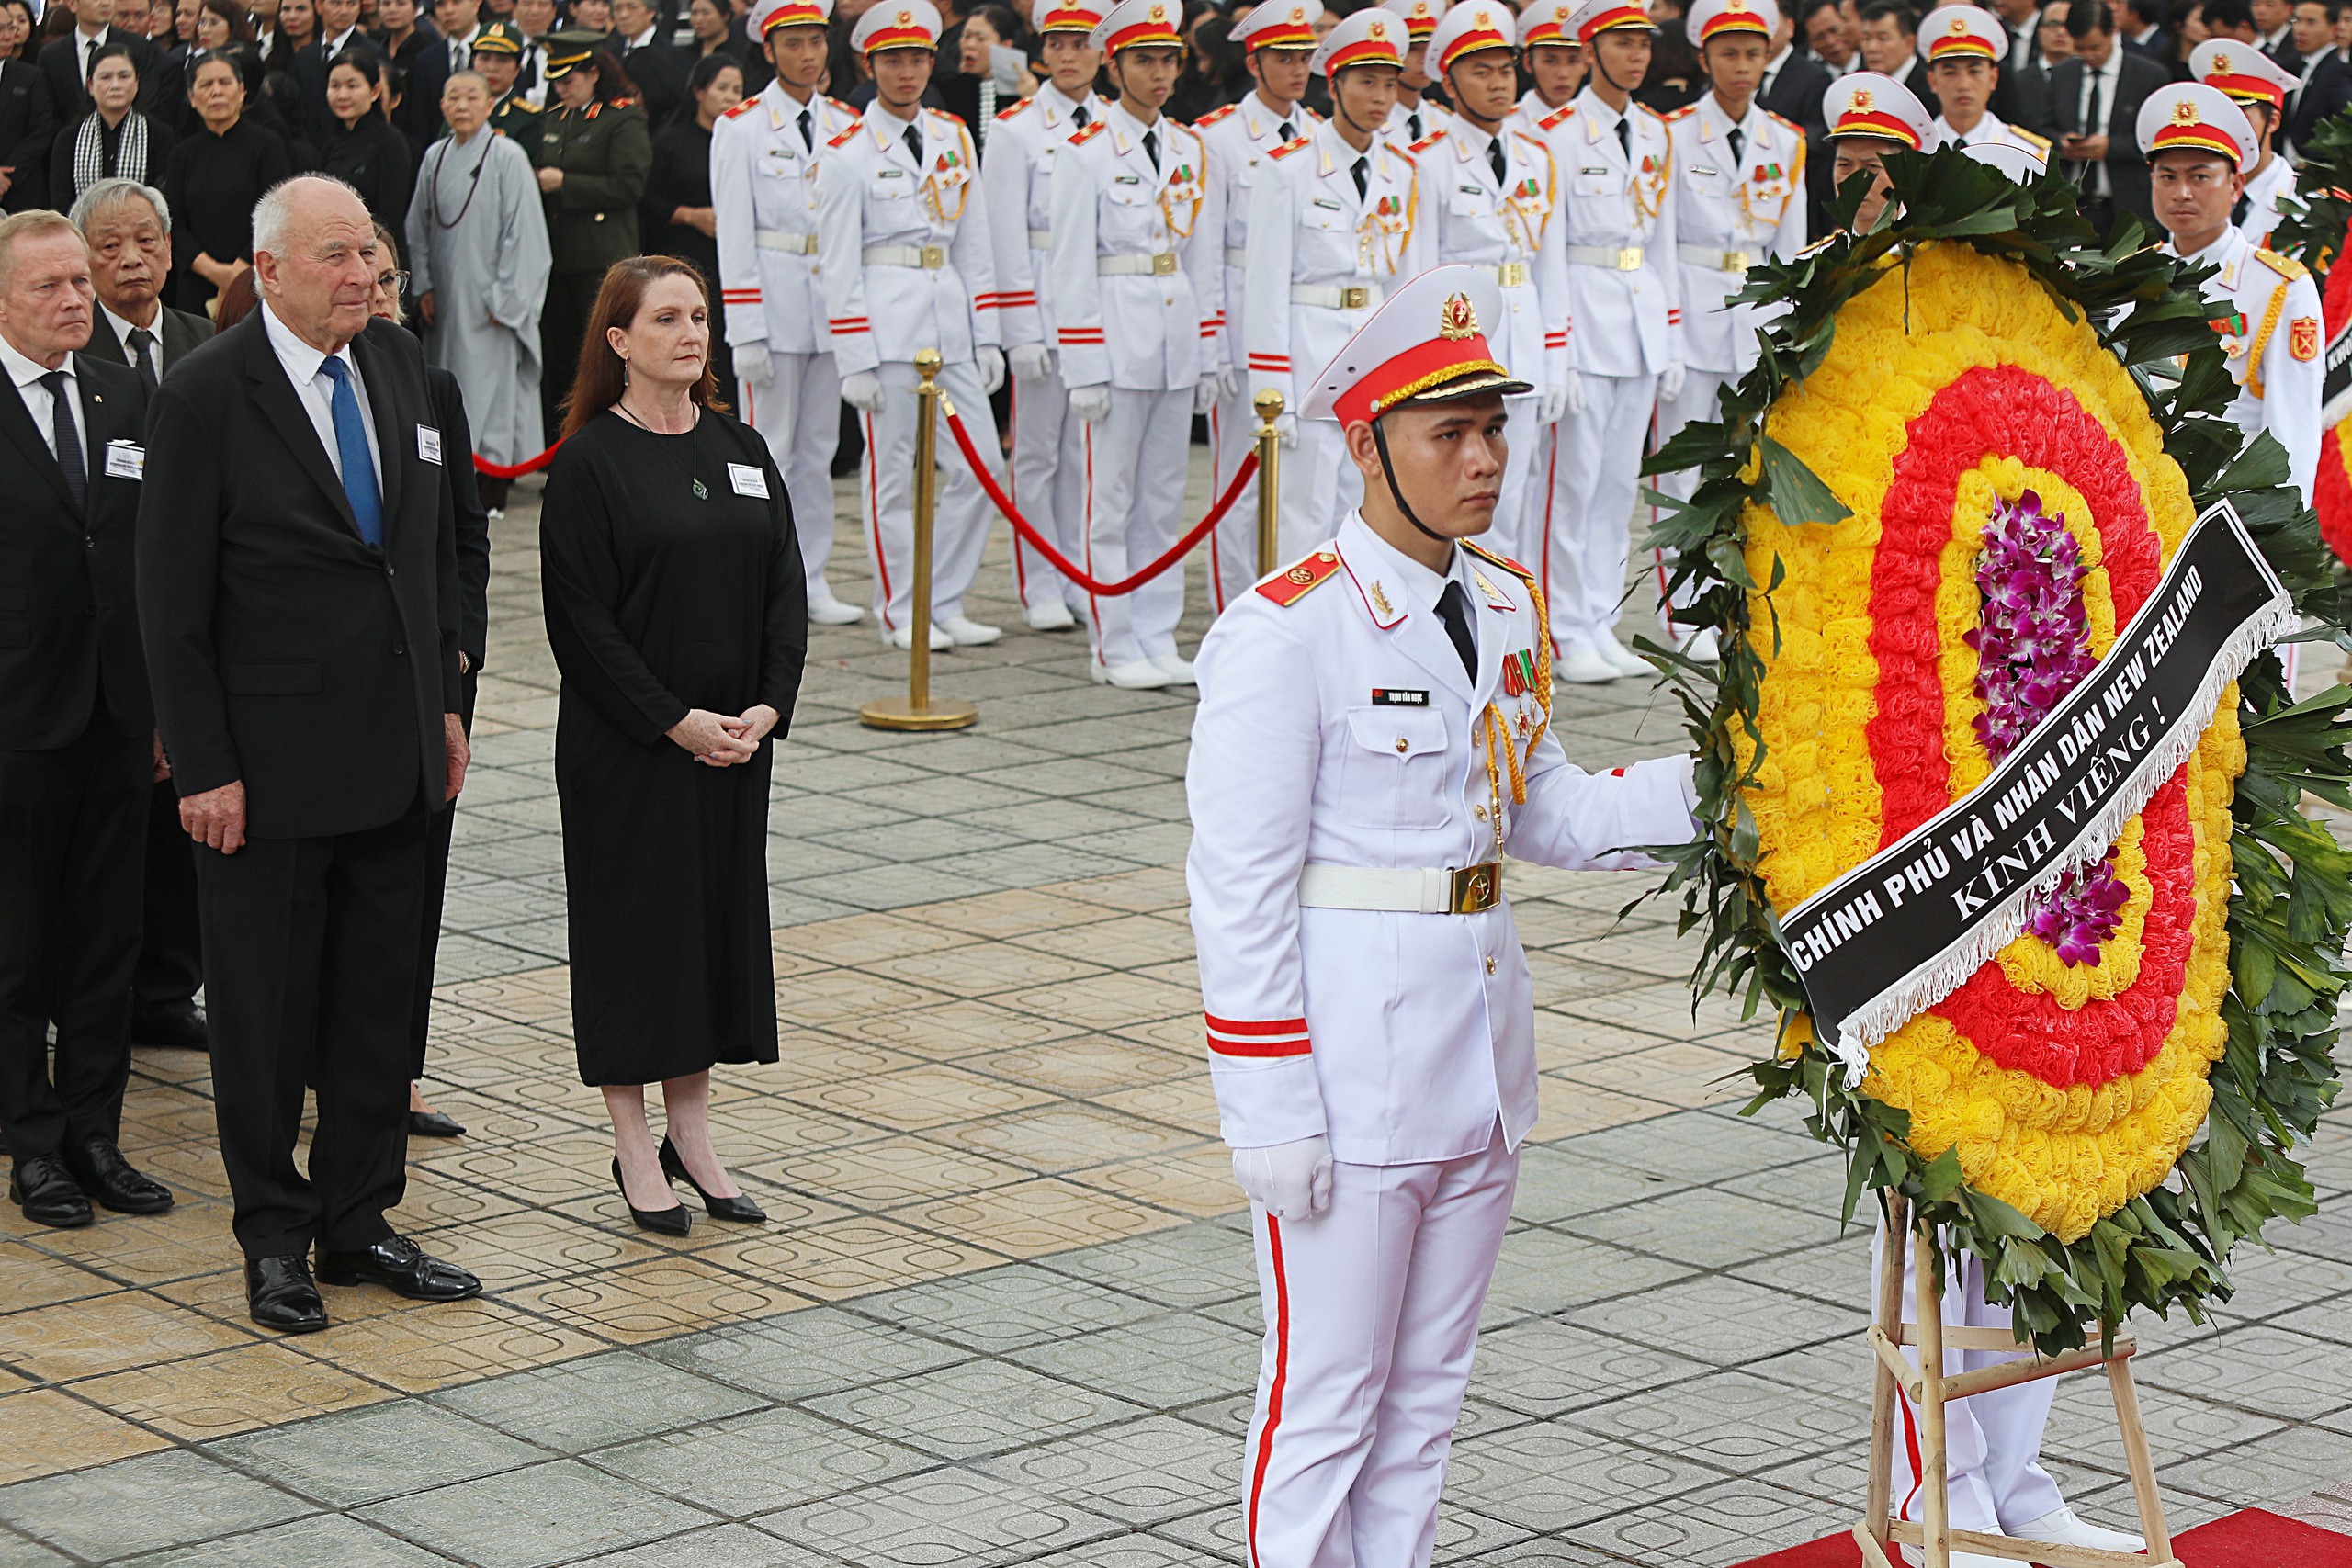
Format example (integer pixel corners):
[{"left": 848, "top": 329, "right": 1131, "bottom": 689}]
[
  {"left": 1304, "top": 265, "right": 1533, "bottom": 423},
  {"left": 1566, "top": 0, "right": 1657, "bottom": 44},
  {"left": 2136, "top": 81, "right": 2256, "bottom": 170},
  {"left": 1232, "top": 0, "right": 1322, "bottom": 51},
  {"left": 1823, "top": 71, "right": 1932, "bottom": 146},
  {"left": 852, "top": 0, "right": 939, "bottom": 51},
  {"left": 1035, "top": 0, "right": 1104, "bottom": 35},
  {"left": 2191, "top": 39, "right": 2296, "bottom": 111},
  {"left": 1686, "top": 0, "right": 1777, "bottom": 49},
  {"left": 1917, "top": 3, "right": 2006, "bottom": 62},
  {"left": 1311, "top": 7, "right": 1408, "bottom": 74},
  {"left": 1519, "top": 0, "right": 1577, "bottom": 47},
  {"left": 1091, "top": 0, "right": 1184, "bottom": 53},
  {"left": 1430, "top": 0, "right": 1516, "bottom": 73},
  {"left": 757, "top": 0, "right": 830, "bottom": 36},
  {"left": 1378, "top": 0, "right": 1450, "bottom": 40}
]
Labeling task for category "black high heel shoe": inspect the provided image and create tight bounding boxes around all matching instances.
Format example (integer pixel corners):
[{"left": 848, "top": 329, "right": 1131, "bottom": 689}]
[
  {"left": 611, "top": 1156, "right": 690, "bottom": 1235},
  {"left": 659, "top": 1137, "right": 767, "bottom": 1223}
]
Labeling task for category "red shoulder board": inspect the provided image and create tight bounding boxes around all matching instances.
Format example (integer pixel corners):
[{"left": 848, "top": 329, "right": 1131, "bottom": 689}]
[
  {"left": 1267, "top": 135, "right": 1312, "bottom": 159},
  {"left": 1764, "top": 108, "right": 1800, "bottom": 135},
  {"left": 1538, "top": 104, "right": 1574, "bottom": 131},
  {"left": 1069, "top": 120, "right": 1108, "bottom": 145},
  {"left": 827, "top": 96, "right": 856, "bottom": 114},
  {"left": 996, "top": 96, "right": 1030, "bottom": 120},
  {"left": 585, "top": 102, "right": 603, "bottom": 118},
  {"left": 720, "top": 96, "right": 761, "bottom": 118},
  {"left": 1461, "top": 538, "right": 1533, "bottom": 582},
  {"left": 1257, "top": 549, "right": 1342, "bottom": 606},
  {"left": 827, "top": 123, "right": 862, "bottom": 149},
  {"left": 1408, "top": 129, "right": 1447, "bottom": 153},
  {"left": 1195, "top": 102, "right": 1238, "bottom": 127}
]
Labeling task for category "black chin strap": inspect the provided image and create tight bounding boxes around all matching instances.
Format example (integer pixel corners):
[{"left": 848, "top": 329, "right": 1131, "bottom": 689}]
[
  {"left": 1369, "top": 416, "right": 1451, "bottom": 545},
  {"left": 1591, "top": 39, "right": 1639, "bottom": 99}
]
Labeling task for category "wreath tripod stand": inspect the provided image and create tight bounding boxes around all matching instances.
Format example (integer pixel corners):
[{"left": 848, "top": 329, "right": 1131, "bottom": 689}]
[{"left": 1852, "top": 1195, "right": 2180, "bottom": 1568}]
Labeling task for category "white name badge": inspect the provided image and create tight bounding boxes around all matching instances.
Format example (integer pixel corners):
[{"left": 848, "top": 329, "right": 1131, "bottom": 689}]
[
  {"left": 103, "top": 440, "right": 145, "bottom": 480},
  {"left": 417, "top": 424, "right": 443, "bottom": 465},
  {"left": 728, "top": 462, "right": 770, "bottom": 499}
]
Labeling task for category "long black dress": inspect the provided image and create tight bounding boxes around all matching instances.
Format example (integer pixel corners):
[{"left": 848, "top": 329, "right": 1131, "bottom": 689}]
[{"left": 540, "top": 408, "right": 807, "bottom": 1087}]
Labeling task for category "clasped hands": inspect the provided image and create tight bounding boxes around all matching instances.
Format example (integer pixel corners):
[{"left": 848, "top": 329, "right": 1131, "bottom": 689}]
[{"left": 668, "top": 704, "right": 781, "bottom": 767}]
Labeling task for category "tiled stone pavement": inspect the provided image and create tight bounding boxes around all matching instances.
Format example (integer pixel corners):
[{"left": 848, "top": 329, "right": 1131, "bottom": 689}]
[{"left": 3, "top": 461, "right": 2348, "bottom": 1566}]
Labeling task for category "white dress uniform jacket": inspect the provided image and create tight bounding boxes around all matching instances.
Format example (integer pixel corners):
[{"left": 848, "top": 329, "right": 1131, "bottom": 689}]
[
  {"left": 1662, "top": 95, "right": 1805, "bottom": 377},
  {"left": 2238, "top": 154, "right": 2292, "bottom": 248},
  {"left": 712, "top": 85, "right": 861, "bottom": 357},
  {"left": 1422, "top": 121, "right": 1569, "bottom": 395},
  {"left": 1047, "top": 104, "right": 1224, "bottom": 390},
  {"left": 1186, "top": 516, "right": 1698, "bottom": 1164},
  {"left": 980, "top": 81, "right": 1106, "bottom": 352},
  {"left": 1926, "top": 109, "right": 2051, "bottom": 170},
  {"left": 1381, "top": 93, "right": 1454, "bottom": 149},
  {"left": 814, "top": 105, "right": 1002, "bottom": 374},
  {"left": 1542, "top": 89, "right": 1682, "bottom": 379},
  {"left": 2166, "top": 226, "right": 2324, "bottom": 503}
]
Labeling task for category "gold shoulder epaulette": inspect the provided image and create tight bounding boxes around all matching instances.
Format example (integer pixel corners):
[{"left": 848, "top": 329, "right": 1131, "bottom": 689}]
[
  {"left": 1764, "top": 108, "right": 1799, "bottom": 134},
  {"left": 1257, "top": 549, "right": 1342, "bottom": 606},
  {"left": 827, "top": 123, "right": 861, "bottom": 149},
  {"left": 2256, "top": 246, "right": 2309, "bottom": 281},
  {"left": 995, "top": 96, "right": 1030, "bottom": 120},
  {"left": 1408, "top": 128, "right": 1448, "bottom": 153},
  {"left": 826, "top": 96, "right": 855, "bottom": 115},
  {"left": 1267, "top": 134, "right": 1312, "bottom": 159},
  {"left": 1661, "top": 105, "right": 1696, "bottom": 122},
  {"left": 1069, "top": 120, "right": 1108, "bottom": 145},
  {"left": 1538, "top": 103, "right": 1575, "bottom": 131},
  {"left": 1461, "top": 538, "right": 1534, "bottom": 583},
  {"left": 1195, "top": 102, "right": 1238, "bottom": 127}
]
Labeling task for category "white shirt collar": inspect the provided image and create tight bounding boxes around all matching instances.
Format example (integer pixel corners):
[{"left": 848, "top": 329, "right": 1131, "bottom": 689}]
[
  {"left": 1766, "top": 40, "right": 1794, "bottom": 72},
  {"left": 628, "top": 23, "right": 656, "bottom": 46},
  {"left": 100, "top": 301, "right": 162, "bottom": 349},
  {"left": 1344, "top": 512, "right": 1463, "bottom": 615},
  {"left": 0, "top": 332, "right": 69, "bottom": 393},
  {"left": 261, "top": 301, "right": 357, "bottom": 394},
  {"left": 1109, "top": 98, "right": 1160, "bottom": 142},
  {"left": 326, "top": 25, "right": 358, "bottom": 49}
]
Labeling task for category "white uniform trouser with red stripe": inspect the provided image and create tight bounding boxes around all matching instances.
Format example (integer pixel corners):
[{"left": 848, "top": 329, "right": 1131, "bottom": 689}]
[
  {"left": 1242, "top": 1125, "right": 1518, "bottom": 1568},
  {"left": 740, "top": 350, "right": 847, "bottom": 608},
  {"left": 1871, "top": 1222, "right": 2066, "bottom": 1540},
  {"left": 858, "top": 356, "right": 999, "bottom": 634},
  {"left": 1081, "top": 386, "right": 1192, "bottom": 672},
  {"left": 1009, "top": 356, "right": 1089, "bottom": 616},
  {"left": 1542, "top": 371, "right": 1657, "bottom": 654},
  {"left": 1209, "top": 385, "right": 1263, "bottom": 613},
  {"left": 1646, "top": 367, "right": 1724, "bottom": 647}
]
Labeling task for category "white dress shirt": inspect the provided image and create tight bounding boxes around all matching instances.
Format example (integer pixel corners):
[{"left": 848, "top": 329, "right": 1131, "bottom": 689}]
[
  {"left": 0, "top": 333, "right": 85, "bottom": 472},
  {"left": 260, "top": 302, "right": 382, "bottom": 487},
  {"left": 321, "top": 24, "right": 364, "bottom": 53},
  {"left": 100, "top": 303, "right": 167, "bottom": 377}
]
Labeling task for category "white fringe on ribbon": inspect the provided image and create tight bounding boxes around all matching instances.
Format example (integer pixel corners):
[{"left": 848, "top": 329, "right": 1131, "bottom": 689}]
[{"left": 1823, "top": 586, "right": 2297, "bottom": 1089}]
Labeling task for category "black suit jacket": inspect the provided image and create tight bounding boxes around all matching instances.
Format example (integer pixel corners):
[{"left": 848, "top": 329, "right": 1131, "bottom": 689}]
[
  {"left": 84, "top": 301, "right": 212, "bottom": 378},
  {"left": 2289, "top": 51, "right": 2352, "bottom": 154},
  {"left": 2263, "top": 32, "right": 2303, "bottom": 73},
  {"left": 394, "top": 23, "right": 455, "bottom": 148},
  {"left": 424, "top": 363, "right": 490, "bottom": 671},
  {"left": 2047, "top": 51, "right": 2169, "bottom": 232},
  {"left": 618, "top": 39, "right": 688, "bottom": 128},
  {"left": 138, "top": 313, "right": 460, "bottom": 840},
  {"left": 1758, "top": 50, "right": 1836, "bottom": 238},
  {"left": 0, "top": 60, "right": 55, "bottom": 213},
  {"left": 0, "top": 354, "right": 152, "bottom": 750},
  {"left": 37, "top": 28, "right": 156, "bottom": 122}
]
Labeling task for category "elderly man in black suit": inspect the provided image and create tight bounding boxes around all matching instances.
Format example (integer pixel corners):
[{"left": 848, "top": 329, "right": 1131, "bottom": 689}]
[
  {"left": 0, "top": 209, "right": 173, "bottom": 1231},
  {"left": 2048, "top": 0, "right": 2169, "bottom": 238},
  {"left": 139, "top": 173, "right": 479, "bottom": 1334},
  {"left": 2284, "top": 0, "right": 2352, "bottom": 153},
  {"left": 36, "top": 0, "right": 156, "bottom": 121},
  {"left": 70, "top": 175, "right": 212, "bottom": 1055}
]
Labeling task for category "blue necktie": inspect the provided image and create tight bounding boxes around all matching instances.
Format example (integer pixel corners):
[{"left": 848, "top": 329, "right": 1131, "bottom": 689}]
[{"left": 321, "top": 356, "right": 383, "bottom": 547}]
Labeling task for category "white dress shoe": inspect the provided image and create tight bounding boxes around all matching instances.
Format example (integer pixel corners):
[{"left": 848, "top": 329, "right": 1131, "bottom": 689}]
[
  {"left": 1024, "top": 602, "right": 1078, "bottom": 631},
  {"left": 2009, "top": 1506, "right": 2144, "bottom": 1553},
  {"left": 807, "top": 592, "right": 865, "bottom": 626},
  {"left": 1092, "top": 660, "right": 1172, "bottom": 689},
  {"left": 1149, "top": 654, "right": 1195, "bottom": 685},
  {"left": 1556, "top": 644, "right": 1619, "bottom": 684},
  {"left": 1679, "top": 626, "right": 1720, "bottom": 663},
  {"left": 941, "top": 616, "right": 1002, "bottom": 647},
  {"left": 883, "top": 624, "right": 953, "bottom": 651},
  {"left": 1599, "top": 637, "right": 1654, "bottom": 677}
]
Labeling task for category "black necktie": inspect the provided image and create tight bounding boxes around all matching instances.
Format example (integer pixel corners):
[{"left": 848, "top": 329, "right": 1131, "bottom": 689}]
[
  {"left": 1727, "top": 125, "right": 1745, "bottom": 165},
  {"left": 127, "top": 326, "right": 156, "bottom": 389},
  {"left": 797, "top": 106, "right": 812, "bottom": 150},
  {"left": 1615, "top": 115, "right": 1631, "bottom": 158},
  {"left": 1143, "top": 128, "right": 1159, "bottom": 171},
  {"left": 40, "top": 370, "right": 85, "bottom": 512},
  {"left": 1277, "top": 117, "right": 1294, "bottom": 141},
  {"left": 1408, "top": 109, "right": 1422, "bottom": 140},
  {"left": 904, "top": 122, "right": 923, "bottom": 166},
  {"left": 1487, "top": 137, "right": 1505, "bottom": 184},
  {"left": 1351, "top": 153, "right": 1368, "bottom": 199},
  {"left": 1073, "top": 103, "right": 1091, "bottom": 128},
  {"left": 85, "top": 35, "right": 98, "bottom": 77},
  {"left": 1437, "top": 580, "right": 1477, "bottom": 681}
]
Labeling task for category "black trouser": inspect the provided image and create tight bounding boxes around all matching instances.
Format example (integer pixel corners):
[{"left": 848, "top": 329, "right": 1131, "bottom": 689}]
[
  {"left": 134, "top": 777, "right": 204, "bottom": 1020},
  {"left": 0, "top": 719, "right": 148, "bottom": 1162},
  {"left": 541, "top": 270, "right": 605, "bottom": 439},
  {"left": 410, "top": 672, "right": 475, "bottom": 1080},
  {"left": 198, "top": 795, "right": 431, "bottom": 1258}
]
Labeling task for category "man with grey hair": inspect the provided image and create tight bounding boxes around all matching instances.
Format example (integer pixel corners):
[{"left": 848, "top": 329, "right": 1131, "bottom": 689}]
[
  {"left": 72, "top": 176, "right": 214, "bottom": 1057},
  {"left": 139, "top": 174, "right": 479, "bottom": 1335}
]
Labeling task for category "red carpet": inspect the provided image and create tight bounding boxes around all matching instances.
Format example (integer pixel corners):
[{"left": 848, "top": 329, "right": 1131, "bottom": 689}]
[{"left": 1729, "top": 1508, "right": 2352, "bottom": 1567}]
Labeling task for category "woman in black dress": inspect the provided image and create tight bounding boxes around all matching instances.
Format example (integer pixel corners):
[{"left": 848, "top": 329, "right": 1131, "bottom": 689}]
[
  {"left": 320, "top": 49, "right": 413, "bottom": 238},
  {"left": 0, "top": 0, "right": 55, "bottom": 214},
  {"left": 541, "top": 255, "right": 806, "bottom": 1235},
  {"left": 639, "top": 53, "right": 740, "bottom": 390},
  {"left": 50, "top": 45, "right": 172, "bottom": 212},
  {"left": 162, "top": 51, "right": 291, "bottom": 312}
]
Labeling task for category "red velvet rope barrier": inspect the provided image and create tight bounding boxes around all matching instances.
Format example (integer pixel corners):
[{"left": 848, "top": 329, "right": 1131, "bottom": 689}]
[
  {"left": 942, "top": 406, "right": 1259, "bottom": 596},
  {"left": 474, "top": 443, "right": 563, "bottom": 479}
]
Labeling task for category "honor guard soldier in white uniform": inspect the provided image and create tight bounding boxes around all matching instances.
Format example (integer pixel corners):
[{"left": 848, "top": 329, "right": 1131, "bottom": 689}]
[
  {"left": 1189, "top": 265, "right": 1698, "bottom": 1568},
  {"left": 1246, "top": 9, "right": 1436, "bottom": 557},
  {"left": 982, "top": 0, "right": 1107, "bottom": 633},
  {"left": 1536, "top": 0, "right": 1683, "bottom": 684},
  {"left": 1378, "top": 0, "right": 1454, "bottom": 146},
  {"left": 815, "top": 0, "right": 1010, "bottom": 649},
  {"left": 713, "top": 0, "right": 865, "bottom": 625},
  {"left": 1197, "top": 0, "right": 1323, "bottom": 612},
  {"left": 1821, "top": 70, "right": 1932, "bottom": 231},
  {"left": 1050, "top": 0, "right": 1224, "bottom": 689},
  {"left": 2143, "top": 81, "right": 2323, "bottom": 502},
  {"left": 1656, "top": 0, "right": 1805, "bottom": 660},
  {"left": 2190, "top": 39, "right": 2299, "bottom": 246},
  {"left": 1917, "top": 3, "right": 2051, "bottom": 171},
  {"left": 1421, "top": 0, "right": 1570, "bottom": 561},
  {"left": 1510, "top": 0, "right": 1588, "bottom": 131}
]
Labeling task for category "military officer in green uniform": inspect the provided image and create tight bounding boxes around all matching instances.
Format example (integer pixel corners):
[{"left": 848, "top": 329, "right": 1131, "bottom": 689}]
[
  {"left": 471, "top": 20, "right": 544, "bottom": 161},
  {"left": 535, "top": 29, "right": 652, "bottom": 427}
]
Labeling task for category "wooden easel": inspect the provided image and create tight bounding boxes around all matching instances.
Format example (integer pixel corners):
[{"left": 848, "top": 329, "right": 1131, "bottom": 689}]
[{"left": 1852, "top": 1195, "right": 2182, "bottom": 1568}]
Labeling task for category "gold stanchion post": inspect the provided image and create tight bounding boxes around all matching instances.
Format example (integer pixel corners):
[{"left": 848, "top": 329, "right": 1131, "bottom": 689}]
[
  {"left": 1254, "top": 388, "right": 1284, "bottom": 578},
  {"left": 862, "top": 349, "right": 978, "bottom": 732}
]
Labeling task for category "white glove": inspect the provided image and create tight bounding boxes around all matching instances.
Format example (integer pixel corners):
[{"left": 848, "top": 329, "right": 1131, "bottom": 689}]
[
  {"left": 736, "top": 348, "right": 775, "bottom": 390},
  {"left": 840, "top": 370, "right": 886, "bottom": 412},
  {"left": 1009, "top": 342, "right": 1053, "bottom": 383},
  {"left": 1210, "top": 366, "right": 1239, "bottom": 400},
  {"left": 1565, "top": 370, "right": 1589, "bottom": 416},
  {"left": 1069, "top": 382, "right": 1113, "bottom": 423},
  {"left": 1657, "top": 363, "right": 1686, "bottom": 405},
  {"left": 1193, "top": 378, "right": 1219, "bottom": 414},
  {"left": 1273, "top": 411, "right": 1299, "bottom": 447},
  {"left": 1232, "top": 1135, "right": 1333, "bottom": 1220},
  {"left": 976, "top": 345, "right": 1006, "bottom": 395},
  {"left": 1539, "top": 383, "right": 1570, "bottom": 424}
]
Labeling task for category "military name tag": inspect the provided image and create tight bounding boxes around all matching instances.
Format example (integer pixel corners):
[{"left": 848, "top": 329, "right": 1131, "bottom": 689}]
[
  {"left": 1114, "top": 173, "right": 1142, "bottom": 184},
  {"left": 104, "top": 439, "right": 144, "bottom": 479},
  {"left": 1372, "top": 688, "right": 1430, "bottom": 705},
  {"left": 416, "top": 424, "right": 443, "bottom": 465},
  {"left": 1313, "top": 197, "right": 1341, "bottom": 210},
  {"left": 728, "top": 462, "right": 770, "bottom": 498}
]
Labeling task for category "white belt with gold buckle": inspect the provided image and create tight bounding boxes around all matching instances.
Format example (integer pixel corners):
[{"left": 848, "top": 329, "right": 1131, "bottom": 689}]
[
  {"left": 863, "top": 243, "right": 948, "bottom": 268},
  {"left": 1290, "top": 282, "right": 1385, "bottom": 310},
  {"left": 1564, "top": 243, "right": 1645, "bottom": 270},
  {"left": 1677, "top": 243, "right": 1753, "bottom": 272},
  {"left": 754, "top": 229, "right": 818, "bottom": 254},
  {"left": 1098, "top": 252, "right": 1181, "bottom": 276},
  {"left": 1296, "top": 862, "right": 1503, "bottom": 915}
]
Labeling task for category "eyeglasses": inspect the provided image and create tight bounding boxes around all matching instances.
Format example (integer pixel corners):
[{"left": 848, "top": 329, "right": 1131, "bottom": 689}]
[{"left": 376, "top": 269, "right": 411, "bottom": 293}]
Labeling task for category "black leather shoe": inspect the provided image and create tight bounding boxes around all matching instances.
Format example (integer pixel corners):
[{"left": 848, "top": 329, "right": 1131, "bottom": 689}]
[
  {"left": 408, "top": 1110, "right": 466, "bottom": 1138},
  {"left": 63, "top": 1139, "right": 174, "bottom": 1215},
  {"left": 314, "top": 1235, "right": 481, "bottom": 1301},
  {"left": 659, "top": 1137, "right": 766, "bottom": 1224},
  {"left": 8, "top": 1155, "right": 93, "bottom": 1228},
  {"left": 132, "top": 1000, "right": 209, "bottom": 1051},
  {"left": 245, "top": 1254, "right": 328, "bottom": 1333},
  {"left": 612, "top": 1157, "right": 690, "bottom": 1235}
]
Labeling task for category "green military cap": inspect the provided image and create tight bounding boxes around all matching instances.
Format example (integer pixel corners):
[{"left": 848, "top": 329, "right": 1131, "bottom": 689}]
[
  {"left": 471, "top": 18, "right": 528, "bottom": 54},
  {"left": 541, "top": 28, "right": 605, "bottom": 76}
]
